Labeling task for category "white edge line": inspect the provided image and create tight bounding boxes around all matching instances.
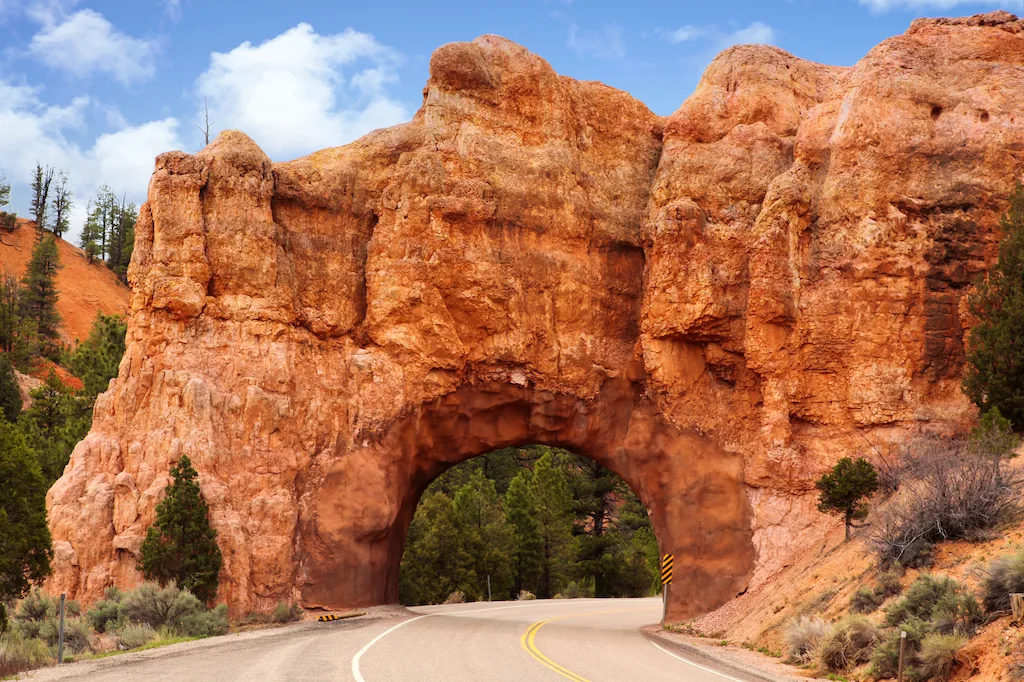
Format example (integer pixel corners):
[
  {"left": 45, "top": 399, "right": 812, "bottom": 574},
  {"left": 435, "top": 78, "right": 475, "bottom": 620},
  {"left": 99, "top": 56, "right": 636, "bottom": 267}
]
[
  {"left": 650, "top": 640, "right": 749, "bottom": 682},
  {"left": 351, "top": 615, "right": 429, "bottom": 682}
]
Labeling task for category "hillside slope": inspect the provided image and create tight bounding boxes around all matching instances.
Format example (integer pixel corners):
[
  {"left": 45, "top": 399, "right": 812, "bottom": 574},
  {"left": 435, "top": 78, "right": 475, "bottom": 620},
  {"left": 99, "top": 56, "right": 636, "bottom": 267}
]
[{"left": 0, "top": 219, "right": 130, "bottom": 344}]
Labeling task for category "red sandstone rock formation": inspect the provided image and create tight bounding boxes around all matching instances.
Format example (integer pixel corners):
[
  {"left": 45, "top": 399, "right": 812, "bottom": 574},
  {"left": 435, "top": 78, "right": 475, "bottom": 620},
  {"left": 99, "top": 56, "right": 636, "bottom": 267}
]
[{"left": 46, "top": 12, "right": 1024, "bottom": 620}]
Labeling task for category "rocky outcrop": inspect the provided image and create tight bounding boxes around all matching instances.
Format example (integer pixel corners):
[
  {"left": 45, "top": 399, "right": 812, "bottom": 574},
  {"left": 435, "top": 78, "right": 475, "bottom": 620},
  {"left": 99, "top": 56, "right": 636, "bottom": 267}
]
[{"left": 46, "top": 12, "right": 1024, "bottom": 619}]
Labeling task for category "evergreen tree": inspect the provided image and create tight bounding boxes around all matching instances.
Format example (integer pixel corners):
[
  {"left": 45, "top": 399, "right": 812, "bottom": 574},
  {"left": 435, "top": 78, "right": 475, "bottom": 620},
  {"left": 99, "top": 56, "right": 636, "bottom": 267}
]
[
  {"left": 504, "top": 470, "right": 542, "bottom": 595},
  {"left": 80, "top": 200, "right": 101, "bottom": 264},
  {"left": 530, "top": 451, "right": 574, "bottom": 598},
  {"left": 0, "top": 353, "right": 22, "bottom": 421},
  {"left": 0, "top": 270, "right": 37, "bottom": 370},
  {"left": 18, "top": 371, "right": 89, "bottom": 484},
  {"left": 49, "top": 171, "right": 72, "bottom": 239},
  {"left": 399, "top": 491, "right": 474, "bottom": 605},
  {"left": 452, "top": 470, "right": 514, "bottom": 600},
  {"left": 816, "top": 457, "right": 879, "bottom": 541},
  {"left": 964, "top": 184, "right": 1024, "bottom": 427},
  {"left": 0, "top": 172, "right": 9, "bottom": 209},
  {"left": 29, "top": 164, "right": 54, "bottom": 233},
  {"left": 138, "top": 455, "right": 223, "bottom": 603},
  {"left": 68, "top": 312, "right": 127, "bottom": 399},
  {"left": 106, "top": 197, "right": 136, "bottom": 281},
  {"left": 19, "top": 234, "right": 62, "bottom": 356},
  {"left": 0, "top": 421, "right": 53, "bottom": 609}
]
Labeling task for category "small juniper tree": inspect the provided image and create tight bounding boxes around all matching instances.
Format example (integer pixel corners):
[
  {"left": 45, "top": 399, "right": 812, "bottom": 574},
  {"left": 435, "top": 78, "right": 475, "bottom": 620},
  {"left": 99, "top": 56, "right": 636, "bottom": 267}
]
[
  {"left": 964, "top": 184, "right": 1024, "bottom": 428},
  {"left": 139, "top": 455, "right": 223, "bottom": 603},
  {"left": 816, "top": 457, "right": 879, "bottom": 541},
  {"left": 0, "top": 352, "right": 22, "bottom": 421},
  {"left": 0, "top": 421, "right": 53, "bottom": 621}
]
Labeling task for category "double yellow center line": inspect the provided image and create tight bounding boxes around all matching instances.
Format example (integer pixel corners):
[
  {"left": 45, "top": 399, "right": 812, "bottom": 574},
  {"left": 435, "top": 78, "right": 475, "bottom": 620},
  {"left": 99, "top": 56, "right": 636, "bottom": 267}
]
[{"left": 520, "top": 608, "right": 639, "bottom": 681}]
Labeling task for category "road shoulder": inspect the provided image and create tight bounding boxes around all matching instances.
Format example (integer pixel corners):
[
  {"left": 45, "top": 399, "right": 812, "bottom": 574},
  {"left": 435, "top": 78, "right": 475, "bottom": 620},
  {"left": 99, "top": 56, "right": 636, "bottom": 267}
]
[{"left": 642, "top": 626, "right": 828, "bottom": 682}]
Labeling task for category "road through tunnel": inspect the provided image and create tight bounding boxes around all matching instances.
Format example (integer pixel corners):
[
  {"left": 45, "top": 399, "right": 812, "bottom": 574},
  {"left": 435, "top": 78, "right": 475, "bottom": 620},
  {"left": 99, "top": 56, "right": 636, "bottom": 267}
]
[{"left": 300, "top": 378, "right": 755, "bottom": 621}]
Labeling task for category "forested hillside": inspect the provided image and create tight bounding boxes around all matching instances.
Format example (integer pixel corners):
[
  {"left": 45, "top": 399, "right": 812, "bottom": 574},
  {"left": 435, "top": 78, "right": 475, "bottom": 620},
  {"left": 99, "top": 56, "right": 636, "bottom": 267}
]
[{"left": 399, "top": 446, "right": 661, "bottom": 605}]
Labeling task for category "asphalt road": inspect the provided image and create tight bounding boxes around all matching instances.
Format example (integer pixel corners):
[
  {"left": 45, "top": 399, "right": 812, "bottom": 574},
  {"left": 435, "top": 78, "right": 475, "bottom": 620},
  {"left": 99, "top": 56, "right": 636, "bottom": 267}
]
[{"left": 27, "top": 597, "right": 767, "bottom": 682}]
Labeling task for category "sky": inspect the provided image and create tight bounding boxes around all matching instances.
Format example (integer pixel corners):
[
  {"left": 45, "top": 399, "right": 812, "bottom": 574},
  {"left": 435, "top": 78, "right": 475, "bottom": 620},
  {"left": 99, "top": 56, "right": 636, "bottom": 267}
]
[{"left": 0, "top": 0, "right": 1021, "bottom": 242}]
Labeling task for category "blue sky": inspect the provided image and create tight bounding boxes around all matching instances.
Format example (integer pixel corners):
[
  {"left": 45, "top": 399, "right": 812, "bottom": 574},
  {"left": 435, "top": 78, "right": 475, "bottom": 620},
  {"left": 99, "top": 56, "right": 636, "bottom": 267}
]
[{"left": 1, "top": 0, "right": 1020, "bottom": 240}]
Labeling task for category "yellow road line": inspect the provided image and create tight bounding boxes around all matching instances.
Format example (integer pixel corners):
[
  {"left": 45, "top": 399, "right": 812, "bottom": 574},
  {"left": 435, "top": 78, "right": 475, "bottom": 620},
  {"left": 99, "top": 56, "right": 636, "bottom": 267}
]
[{"left": 520, "top": 608, "right": 642, "bottom": 682}]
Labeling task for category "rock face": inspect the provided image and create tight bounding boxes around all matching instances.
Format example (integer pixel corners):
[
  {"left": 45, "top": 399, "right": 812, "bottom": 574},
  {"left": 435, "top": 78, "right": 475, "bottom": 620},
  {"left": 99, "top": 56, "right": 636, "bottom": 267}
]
[{"left": 47, "top": 13, "right": 1024, "bottom": 620}]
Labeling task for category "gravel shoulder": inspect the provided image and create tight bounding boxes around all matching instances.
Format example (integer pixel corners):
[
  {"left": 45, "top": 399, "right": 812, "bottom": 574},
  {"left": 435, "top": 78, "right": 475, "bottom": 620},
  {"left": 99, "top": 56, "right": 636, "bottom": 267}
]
[
  {"left": 19, "top": 608, "right": 405, "bottom": 681},
  {"left": 643, "top": 626, "right": 830, "bottom": 682}
]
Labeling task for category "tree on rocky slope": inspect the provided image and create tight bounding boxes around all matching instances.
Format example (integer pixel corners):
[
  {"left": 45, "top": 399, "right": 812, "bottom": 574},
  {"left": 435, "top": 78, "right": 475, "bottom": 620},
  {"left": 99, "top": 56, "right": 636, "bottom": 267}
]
[
  {"left": 68, "top": 312, "right": 127, "bottom": 400},
  {"left": 18, "top": 234, "right": 62, "bottom": 357},
  {"left": 964, "top": 184, "right": 1024, "bottom": 428},
  {"left": 817, "top": 457, "right": 879, "bottom": 541},
  {"left": 0, "top": 353, "right": 22, "bottom": 422},
  {"left": 29, "top": 164, "right": 53, "bottom": 234},
  {"left": 0, "top": 421, "right": 53, "bottom": 624},
  {"left": 139, "top": 455, "right": 223, "bottom": 603},
  {"left": 49, "top": 171, "right": 72, "bottom": 240}
]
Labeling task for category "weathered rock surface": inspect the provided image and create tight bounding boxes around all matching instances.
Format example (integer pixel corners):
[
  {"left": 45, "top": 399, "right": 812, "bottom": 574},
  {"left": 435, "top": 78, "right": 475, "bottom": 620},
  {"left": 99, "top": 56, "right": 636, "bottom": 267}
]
[{"left": 47, "top": 13, "right": 1024, "bottom": 619}]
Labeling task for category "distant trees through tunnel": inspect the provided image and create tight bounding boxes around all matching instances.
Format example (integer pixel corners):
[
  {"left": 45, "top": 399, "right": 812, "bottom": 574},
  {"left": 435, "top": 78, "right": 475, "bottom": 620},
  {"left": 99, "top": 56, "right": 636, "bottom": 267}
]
[{"left": 398, "top": 446, "right": 661, "bottom": 605}]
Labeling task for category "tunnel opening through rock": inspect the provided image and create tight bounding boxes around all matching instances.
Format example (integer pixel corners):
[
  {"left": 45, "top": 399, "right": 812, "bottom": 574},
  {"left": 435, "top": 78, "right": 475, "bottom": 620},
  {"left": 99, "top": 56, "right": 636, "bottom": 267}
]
[
  {"left": 397, "top": 444, "right": 663, "bottom": 605},
  {"left": 299, "top": 379, "right": 756, "bottom": 621}
]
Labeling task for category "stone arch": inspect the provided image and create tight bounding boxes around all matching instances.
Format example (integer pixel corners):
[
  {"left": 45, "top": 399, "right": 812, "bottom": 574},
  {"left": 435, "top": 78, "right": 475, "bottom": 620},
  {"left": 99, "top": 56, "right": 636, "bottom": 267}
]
[{"left": 301, "top": 379, "right": 753, "bottom": 621}]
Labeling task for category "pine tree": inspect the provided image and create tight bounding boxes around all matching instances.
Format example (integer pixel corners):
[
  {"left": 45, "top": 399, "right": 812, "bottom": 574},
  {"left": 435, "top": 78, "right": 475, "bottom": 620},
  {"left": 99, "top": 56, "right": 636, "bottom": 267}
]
[
  {"left": 0, "top": 270, "right": 37, "bottom": 369},
  {"left": 504, "top": 470, "right": 542, "bottom": 596},
  {"left": 0, "top": 353, "right": 22, "bottom": 421},
  {"left": 452, "top": 470, "right": 514, "bottom": 600},
  {"left": 964, "top": 185, "right": 1024, "bottom": 427},
  {"left": 0, "top": 420, "right": 53, "bottom": 608},
  {"left": 18, "top": 370, "right": 89, "bottom": 484},
  {"left": 80, "top": 201, "right": 101, "bottom": 264},
  {"left": 816, "top": 457, "right": 879, "bottom": 541},
  {"left": 138, "top": 455, "right": 223, "bottom": 603},
  {"left": 398, "top": 491, "right": 474, "bottom": 605},
  {"left": 68, "top": 312, "right": 127, "bottom": 399},
  {"left": 49, "top": 171, "right": 72, "bottom": 239},
  {"left": 530, "top": 451, "right": 574, "bottom": 598},
  {"left": 0, "top": 172, "right": 9, "bottom": 209},
  {"left": 29, "top": 164, "right": 54, "bottom": 234},
  {"left": 19, "top": 234, "right": 62, "bottom": 356},
  {"left": 106, "top": 198, "right": 136, "bottom": 282}
]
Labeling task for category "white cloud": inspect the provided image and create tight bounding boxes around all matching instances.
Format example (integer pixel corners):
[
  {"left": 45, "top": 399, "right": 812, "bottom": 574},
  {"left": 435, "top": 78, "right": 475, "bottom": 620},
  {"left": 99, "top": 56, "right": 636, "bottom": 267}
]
[
  {"left": 162, "top": 0, "right": 182, "bottom": 21},
  {"left": 658, "top": 21, "right": 776, "bottom": 51},
  {"left": 661, "top": 25, "right": 705, "bottom": 44},
  {"left": 28, "top": 8, "right": 158, "bottom": 85},
  {"left": 859, "top": 0, "right": 1006, "bottom": 10},
  {"left": 718, "top": 22, "right": 775, "bottom": 49},
  {"left": 567, "top": 22, "right": 627, "bottom": 60},
  {"left": 0, "top": 80, "right": 182, "bottom": 241},
  {"left": 195, "top": 24, "right": 407, "bottom": 161}
]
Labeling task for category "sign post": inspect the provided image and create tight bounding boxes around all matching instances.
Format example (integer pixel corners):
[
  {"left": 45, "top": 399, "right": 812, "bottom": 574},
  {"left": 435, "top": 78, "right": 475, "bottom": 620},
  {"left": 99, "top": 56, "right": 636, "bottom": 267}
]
[
  {"left": 660, "top": 554, "right": 674, "bottom": 628},
  {"left": 57, "top": 593, "right": 66, "bottom": 664}
]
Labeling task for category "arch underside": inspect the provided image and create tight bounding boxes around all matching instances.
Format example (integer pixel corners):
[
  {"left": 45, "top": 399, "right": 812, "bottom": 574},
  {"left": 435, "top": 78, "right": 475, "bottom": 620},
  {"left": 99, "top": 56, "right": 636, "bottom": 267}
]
[{"left": 302, "top": 378, "right": 755, "bottom": 621}]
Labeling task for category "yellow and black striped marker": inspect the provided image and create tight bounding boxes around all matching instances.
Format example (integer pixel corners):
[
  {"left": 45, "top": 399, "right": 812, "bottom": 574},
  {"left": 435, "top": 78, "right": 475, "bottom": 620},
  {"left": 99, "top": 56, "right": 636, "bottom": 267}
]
[
  {"left": 318, "top": 614, "right": 342, "bottom": 622},
  {"left": 660, "top": 554, "right": 674, "bottom": 585}
]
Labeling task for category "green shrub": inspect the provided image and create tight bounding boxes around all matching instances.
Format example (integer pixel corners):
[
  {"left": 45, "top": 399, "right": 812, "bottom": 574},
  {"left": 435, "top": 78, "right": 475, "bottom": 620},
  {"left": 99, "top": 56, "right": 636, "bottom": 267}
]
[
  {"left": 876, "top": 566, "right": 905, "bottom": 598},
  {"left": 785, "top": 616, "right": 829, "bottom": 663},
  {"left": 818, "top": 615, "right": 880, "bottom": 672},
  {"left": 15, "top": 589, "right": 55, "bottom": 621},
  {"left": 271, "top": 602, "right": 303, "bottom": 624},
  {"left": 117, "top": 622, "right": 157, "bottom": 649},
  {"left": 870, "top": 616, "right": 929, "bottom": 680},
  {"left": 850, "top": 587, "right": 884, "bottom": 614},
  {"left": 0, "top": 627, "right": 51, "bottom": 676},
  {"left": 175, "top": 604, "right": 228, "bottom": 637},
  {"left": 88, "top": 598, "right": 123, "bottom": 633},
  {"left": 120, "top": 582, "right": 203, "bottom": 629},
  {"left": 884, "top": 575, "right": 980, "bottom": 633},
  {"left": 59, "top": 618, "right": 94, "bottom": 654},
  {"left": 918, "top": 633, "right": 966, "bottom": 682},
  {"left": 982, "top": 548, "right": 1024, "bottom": 613},
  {"left": 559, "top": 578, "right": 595, "bottom": 599}
]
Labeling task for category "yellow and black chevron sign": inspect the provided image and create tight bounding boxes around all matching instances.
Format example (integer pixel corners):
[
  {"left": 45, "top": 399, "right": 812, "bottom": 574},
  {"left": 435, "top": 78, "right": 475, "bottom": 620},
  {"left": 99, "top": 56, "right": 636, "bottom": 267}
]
[
  {"left": 318, "top": 614, "right": 342, "bottom": 622},
  {"left": 660, "top": 554, "right": 674, "bottom": 585}
]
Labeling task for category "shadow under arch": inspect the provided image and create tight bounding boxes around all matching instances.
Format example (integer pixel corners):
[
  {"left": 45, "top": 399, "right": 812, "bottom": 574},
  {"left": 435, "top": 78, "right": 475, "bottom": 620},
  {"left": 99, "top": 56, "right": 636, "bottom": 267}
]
[{"left": 300, "top": 378, "right": 755, "bottom": 621}]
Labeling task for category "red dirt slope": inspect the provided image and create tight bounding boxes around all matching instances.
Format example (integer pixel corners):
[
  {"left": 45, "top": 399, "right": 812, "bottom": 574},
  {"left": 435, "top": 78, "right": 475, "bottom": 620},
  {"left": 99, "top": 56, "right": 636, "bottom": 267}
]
[{"left": 0, "top": 219, "right": 130, "bottom": 344}]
